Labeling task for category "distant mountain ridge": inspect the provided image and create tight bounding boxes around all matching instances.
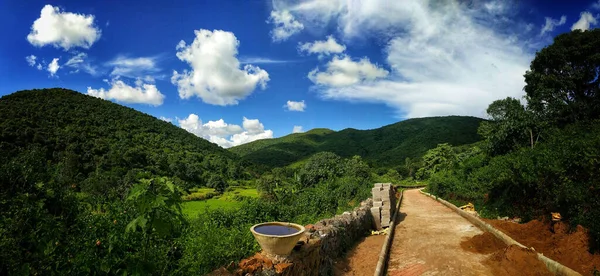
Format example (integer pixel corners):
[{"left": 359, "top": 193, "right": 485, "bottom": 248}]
[{"left": 230, "top": 116, "right": 484, "bottom": 168}]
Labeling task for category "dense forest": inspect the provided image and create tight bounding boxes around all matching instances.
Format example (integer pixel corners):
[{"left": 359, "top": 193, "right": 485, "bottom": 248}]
[
  {"left": 420, "top": 29, "right": 600, "bottom": 252},
  {"left": 230, "top": 116, "right": 483, "bottom": 169},
  {"left": 0, "top": 89, "right": 397, "bottom": 274}
]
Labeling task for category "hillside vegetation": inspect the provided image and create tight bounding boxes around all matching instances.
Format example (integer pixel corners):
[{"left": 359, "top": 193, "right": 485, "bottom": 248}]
[
  {"left": 0, "top": 88, "right": 377, "bottom": 274},
  {"left": 0, "top": 88, "right": 242, "bottom": 195},
  {"left": 231, "top": 116, "right": 484, "bottom": 168}
]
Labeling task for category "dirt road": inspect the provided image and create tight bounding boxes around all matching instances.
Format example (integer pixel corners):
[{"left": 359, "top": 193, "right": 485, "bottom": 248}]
[{"left": 386, "top": 189, "right": 494, "bottom": 276}]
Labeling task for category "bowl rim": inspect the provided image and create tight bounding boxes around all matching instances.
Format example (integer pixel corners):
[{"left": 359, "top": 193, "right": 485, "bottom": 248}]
[{"left": 250, "top": 222, "right": 306, "bottom": 238}]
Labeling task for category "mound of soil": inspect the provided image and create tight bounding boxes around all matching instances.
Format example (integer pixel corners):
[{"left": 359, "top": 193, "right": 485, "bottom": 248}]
[
  {"left": 485, "top": 219, "right": 600, "bottom": 275},
  {"left": 484, "top": 245, "right": 553, "bottom": 276},
  {"left": 461, "top": 232, "right": 507, "bottom": 254}
]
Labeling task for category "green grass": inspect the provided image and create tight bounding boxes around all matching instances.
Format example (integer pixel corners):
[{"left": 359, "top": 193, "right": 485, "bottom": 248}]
[
  {"left": 181, "top": 187, "right": 259, "bottom": 218},
  {"left": 182, "top": 199, "right": 243, "bottom": 218},
  {"left": 186, "top": 188, "right": 215, "bottom": 197}
]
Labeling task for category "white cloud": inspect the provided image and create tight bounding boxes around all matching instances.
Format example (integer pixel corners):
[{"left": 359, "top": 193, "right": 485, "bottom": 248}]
[
  {"left": 571, "top": 12, "right": 598, "bottom": 31},
  {"left": 87, "top": 78, "right": 165, "bottom": 106},
  {"left": 308, "top": 55, "right": 388, "bottom": 87},
  {"left": 36, "top": 64, "right": 43, "bottom": 70},
  {"left": 47, "top": 58, "right": 60, "bottom": 76},
  {"left": 275, "top": 0, "right": 533, "bottom": 118},
  {"left": 26, "top": 55, "right": 37, "bottom": 67},
  {"left": 239, "top": 57, "right": 293, "bottom": 64},
  {"left": 159, "top": 116, "right": 172, "bottom": 123},
  {"left": 483, "top": 1, "right": 507, "bottom": 15},
  {"left": 285, "top": 100, "right": 306, "bottom": 111},
  {"left": 178, "top": 114, "right": 273, "bottom": 148},
  {"left": 64, "top": 52, "right": 98, "bottom": 75},
  {"left": 292, "top": 126, "right": 304, "bottom": 133},
  {"left": 540, "top": 15, "right": 567, "bottom": 36},
  {"left": 107, "top": 56, "right": 160, "bottom": 79},
  {"left": 268, "top": 10, "right": 304, "bottom": 42},
  {"left": 27, "top": 5, "right": 101, "bottom": 50},
  {"left": 171, "top": 29, "right": 270, "bottom": 106},
  {"left": 299, "top": 36, "right": 346, "bottom": 58}
]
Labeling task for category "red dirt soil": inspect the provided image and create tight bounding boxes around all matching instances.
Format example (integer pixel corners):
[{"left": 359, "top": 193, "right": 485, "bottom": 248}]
[
  {"left": 460, "top": 231, "right": 507, "bottom": 254},
  {"left": 461, "top": 232, "right": 552, "bottom": 276},
  {"left": 484, "top": 245, "right": 553, "bottom": 276},
  {"left": 484, "top": 219, "right": 600, "bottom": 276},
  {"left": 333, "top": 234, "right": 386, "bottom": 276}
]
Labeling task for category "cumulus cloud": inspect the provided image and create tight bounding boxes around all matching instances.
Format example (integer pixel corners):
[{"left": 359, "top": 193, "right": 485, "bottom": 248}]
[
  {"left": 292, "top": 126, "right": 304, "bottom": 133},
  {"left": 571, "top": 12, "right": 598, "bottom": 31},
  {"left": 26, "top": 55, "right": 45, "bottom": 70},
  {"left": 64, "top": 52, "right": 98, "bottom": 75},
  {"left": 540, "top": 15, "right": 567, "bottom": 36},
  {"left": 274, "top": 0, "right": 533, "bottom": 118},
  {"left": 172, "top": 29, "right": 270, "bottom": 106},
  {"left": 47, "top": 58, "right": 60, "bottom": 76},
  {"left": 178, "top": 114, "right": 273, "bottom": 148},
  {"left": 299, "top": 36, "right": 346, "bottom": 58},
  {"left": 87, "top": 78, "right": 165, "bottom": 106},
  {"left": 285, "top": 100, "right": 306, "bottom": 111},
  {"left": 268, "top": 10, "right": 304, "bottom": 42},
  {"left": 107, "top": 56, "right": 160, "bottom": 79},
  {"left": 26, "top": 55, "right": 37, "bottom": 67},
  {"left": 308, "top": 55, "right": 388, "bottom": 87},
  {"left": 27, "top": 5, "right": 101, "bottom": 50}
]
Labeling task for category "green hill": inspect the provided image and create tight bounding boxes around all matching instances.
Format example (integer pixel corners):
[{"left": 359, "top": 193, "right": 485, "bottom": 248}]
[
  {"left": 0, "top": 88, "right": 240, "bottom": 195},
  {"left": 230, "top": 116, "right": 484, "bottom": 168}
]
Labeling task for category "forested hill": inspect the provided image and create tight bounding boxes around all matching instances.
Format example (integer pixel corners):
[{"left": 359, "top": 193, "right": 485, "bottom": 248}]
[
  {"left": 0, "top": 88, "right": 241, "bottom": 195},
  {"left": 230, "top": 116, "right": 484, "bottom": 168}
]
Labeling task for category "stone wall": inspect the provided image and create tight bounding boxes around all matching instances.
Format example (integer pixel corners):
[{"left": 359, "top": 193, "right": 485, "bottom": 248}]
[{"left": 213, "top": 198, "right": 374, "bottom": 276}]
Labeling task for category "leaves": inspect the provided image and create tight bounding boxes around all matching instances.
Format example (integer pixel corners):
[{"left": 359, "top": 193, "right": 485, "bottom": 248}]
[{"left": 524, "top": 29, "right": 600, "bottom": 125}]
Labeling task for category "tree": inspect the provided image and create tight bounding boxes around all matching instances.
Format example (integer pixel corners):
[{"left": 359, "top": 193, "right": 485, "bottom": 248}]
[
  {"left": 524, "top": 29, "right": 600, "bottom": 125},
  {"left": 207, "top": 175, "right": 228, "bottom": 194},
  {"left": 478, "top": 97, "right": 542, "bottom": 155},
  {"left": 416, "top": 143, "right": 455, "bottom": 179},
  {"left": 298, "top": 152, "right": 345, "bottom": 187},
  {"left": 383, "top": 168, "right": 401, "bottom": 183},
  {"left": 344, "top": 155, "right": 371, "bottom": 180}
]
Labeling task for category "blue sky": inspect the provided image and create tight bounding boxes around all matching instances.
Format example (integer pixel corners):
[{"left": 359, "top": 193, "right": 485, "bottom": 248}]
[{"left": 1, "top": 0, "right": 599, "bottom": 148}]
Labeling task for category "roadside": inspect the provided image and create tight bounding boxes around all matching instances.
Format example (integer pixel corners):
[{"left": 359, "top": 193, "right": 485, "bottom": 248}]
[
  {"left": 484, "top": 218, "right": 600, "bottom": 275},
  {"left": 386, "top": 189, "right": 551, "bottom": 276},
  {"left": 333, "top": 235, "right": 386, "bottom": 276}
]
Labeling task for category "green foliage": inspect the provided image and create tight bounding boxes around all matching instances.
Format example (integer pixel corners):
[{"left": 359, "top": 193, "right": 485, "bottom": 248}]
[
  {"left": 298, "top": 152, "right": 346, "bottom": 187},
  {"left": 478, "top": 97, "right": 543, "bottom": 156},
  {"left": 176, "top": 175, "right": 373, "bottom": 274},
  {"left": 231, "top": 116, "right": 483, "bottom": 168},
  {"left": 126, "top": 177, "right": 186, "bottom": 237},
  {"left": 416, "top": 143, "right": 455, "bottom": 179},
  {"left": 207, "top": 175, "right": 228, "bottom": 194},
  {"left": 0, "top": 88, "right": 243, "bottom": 197},
  {"left": 524, "top": 29, "right": 600, "bottom": 125}
]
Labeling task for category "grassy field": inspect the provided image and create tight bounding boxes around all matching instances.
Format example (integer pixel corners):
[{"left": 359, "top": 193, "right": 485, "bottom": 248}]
[{"left": 182, "top": 187, "right": 259, "bottom": 218}]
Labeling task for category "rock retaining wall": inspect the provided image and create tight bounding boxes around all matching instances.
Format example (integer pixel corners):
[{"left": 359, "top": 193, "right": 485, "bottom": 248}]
[{"left": 213, "top": 198, "right": 375, "bottom": 276}]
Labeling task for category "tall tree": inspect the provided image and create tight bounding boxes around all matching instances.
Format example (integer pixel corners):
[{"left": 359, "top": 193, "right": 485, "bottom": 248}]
[
  {"left": 524, "top": 29, "right": 600, "bottom": 125},
  {"left": 416, "top": 143, "right": 455, "bottom": 179},
  {"left": 478, "top": 97, "right": 542, "bottom": 155}
]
